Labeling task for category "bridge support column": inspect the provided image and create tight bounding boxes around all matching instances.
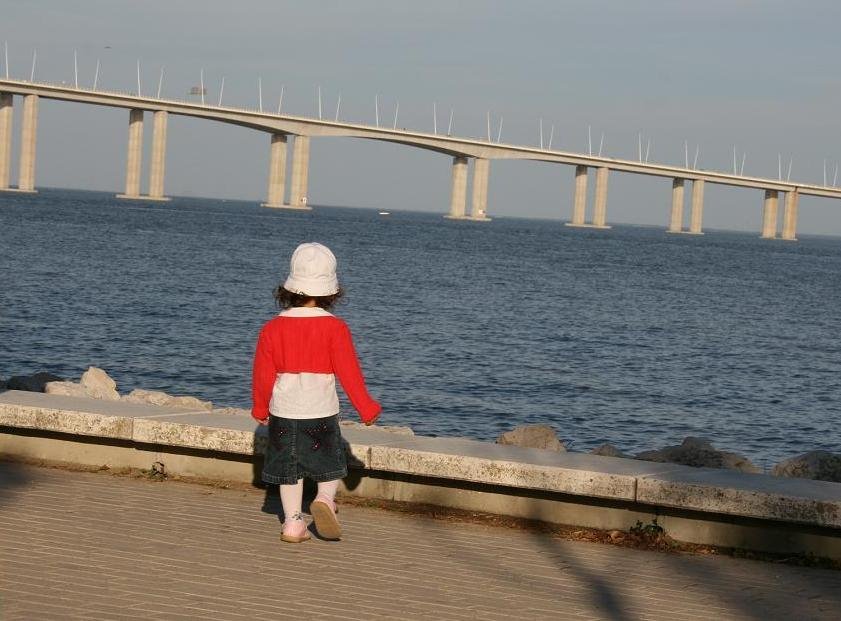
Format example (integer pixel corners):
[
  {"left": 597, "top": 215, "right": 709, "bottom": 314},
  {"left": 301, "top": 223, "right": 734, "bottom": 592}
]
[
  {"left": 147, "top": 111, "right": 170, "bottom": 201},
  {"left": 0, "top": 93, "right": 12, "bottom": 190},
  {"left": 262, "top": 133, "right": 288, "bottom": 208},
  {"left": 117, "top": 109, "right": 144, "bottom": 200},
  {"left": 468, "top": 158, "right": 491, "bottom": 221},
  {"left": 687, "top": 179, "right": 705, "bottom": 235},
  {"left": 667, "top": 178, "right": 685, "bottom": 233},
  {"left": 17, "top": 94, "right": 38, "bottom": 193},
  {"left": 445, "top": 156, "right": 468, "bottom": 219},
  {"left": 781, "top": 190, "right": 799, "bottom": 241},
  {"left": 565, "top": 165, "right": 588, "bottom": 227},
  {"left": 592, "top": 167, "right": 610, "bottom": 228},
  {"left": 760, "top": 190, "right": 779, "bottom": 239},
  {"left": 288, "top": 135, "right": 312, "bottom": 210}
]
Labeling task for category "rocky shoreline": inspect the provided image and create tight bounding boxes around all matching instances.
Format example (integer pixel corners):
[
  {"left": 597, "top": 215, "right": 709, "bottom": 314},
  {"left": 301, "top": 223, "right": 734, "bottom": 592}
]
[{"left": 2, "top": 367, "right": 839, "bottom": 483}]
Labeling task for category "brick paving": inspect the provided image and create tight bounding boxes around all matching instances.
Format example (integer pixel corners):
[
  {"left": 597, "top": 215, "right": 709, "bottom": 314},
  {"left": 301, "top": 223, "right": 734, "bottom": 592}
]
[{"left": 1, "top": 463, "right": 840, "bottom": 620}]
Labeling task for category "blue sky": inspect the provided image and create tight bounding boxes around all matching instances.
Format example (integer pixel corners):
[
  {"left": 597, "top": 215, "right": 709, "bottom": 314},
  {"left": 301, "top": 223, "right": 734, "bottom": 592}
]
[{"left": 4, "top": 0, "right": 841, "bottom": 233}]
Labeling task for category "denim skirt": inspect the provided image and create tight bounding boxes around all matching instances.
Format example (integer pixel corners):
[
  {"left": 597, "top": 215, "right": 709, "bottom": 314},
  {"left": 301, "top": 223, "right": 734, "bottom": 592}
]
[{"left": 262, "top": 414, "right": 348, "bottom": 485}]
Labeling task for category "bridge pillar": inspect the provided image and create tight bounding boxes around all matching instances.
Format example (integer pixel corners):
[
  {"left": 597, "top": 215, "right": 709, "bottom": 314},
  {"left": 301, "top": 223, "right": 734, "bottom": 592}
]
[
  {"left": 667, "top": 178, "right": 685, "bottom": 233},
  {"left": 781, "top": 190, "right": 799, "bottom": 241},
  {"left": 567, "top": 165, "right": 588, "bottom": 226},
  {"left": 117, "top": 109, "right": 144, "bottom": 199},
  {"left": 592, "top": 166, "right": 610, "bottom": 228},
  {"left": 687, "top": 179, "right": 705, "bottom": 235},
  {"left": 17, "top": 94, "right": 38, "bottom": 193},
  {"left": 0, "top": 93, "right": 11, "bottom": 190},
  {"left": 288, "top": 135, "right": 312, "bottom": 210},
  {"left": 445, "top": 156, "right": 468, "bottom": 219},
  {"left": 468, "top": 158, "right": 491, "bottom": 221},
  {"left": 760, "top": 190, "right": 779, "bottom": 239},
  {"left": 262, "top": 133, "right": 288, "bottom": 209},
  {"left": 147, "top": 111, "right": 170, "bottom": 201}
]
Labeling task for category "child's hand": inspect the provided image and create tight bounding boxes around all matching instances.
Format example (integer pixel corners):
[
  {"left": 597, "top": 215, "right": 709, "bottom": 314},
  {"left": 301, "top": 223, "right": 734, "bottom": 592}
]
[
  {"left": 364, "top": 412, "right": 381, "bottom": 426},
  {"left": 257, "top": 417, "right": 269, "bottom": 426}
]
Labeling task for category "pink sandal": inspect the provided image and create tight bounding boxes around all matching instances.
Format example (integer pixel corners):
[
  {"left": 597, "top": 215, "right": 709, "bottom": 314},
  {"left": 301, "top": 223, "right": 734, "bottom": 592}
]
[
  {"left": 281, "top": 515, "right": 311, "bottom": 543},
  {"left": 310, "top": 495, "right": 342, "bottom": 540}
]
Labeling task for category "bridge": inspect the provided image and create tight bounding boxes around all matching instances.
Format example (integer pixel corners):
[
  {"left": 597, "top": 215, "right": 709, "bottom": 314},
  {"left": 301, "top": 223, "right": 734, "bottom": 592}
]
[{"left": 2, "top": 78, "right": 840, "bottom": 240}]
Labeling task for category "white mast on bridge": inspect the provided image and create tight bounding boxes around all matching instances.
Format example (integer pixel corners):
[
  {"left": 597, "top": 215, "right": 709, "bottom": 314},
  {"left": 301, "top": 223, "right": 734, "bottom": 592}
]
[{"left": 317, "top": 85, "right": 322, "bottom": 119}]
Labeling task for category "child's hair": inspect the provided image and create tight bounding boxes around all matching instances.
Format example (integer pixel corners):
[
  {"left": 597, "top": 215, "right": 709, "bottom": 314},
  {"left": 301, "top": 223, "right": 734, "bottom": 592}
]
[{"left": 274, "top": 285, "right": 345, "bottom": 310}]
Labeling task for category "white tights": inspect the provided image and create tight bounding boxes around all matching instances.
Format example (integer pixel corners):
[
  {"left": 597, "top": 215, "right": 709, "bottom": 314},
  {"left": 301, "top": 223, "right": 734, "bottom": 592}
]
[{"left": 279, "top": 479, "right": 339, "bottom": 523}]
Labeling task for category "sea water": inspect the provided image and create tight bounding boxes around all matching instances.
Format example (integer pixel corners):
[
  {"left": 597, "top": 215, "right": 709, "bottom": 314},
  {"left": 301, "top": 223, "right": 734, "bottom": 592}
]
[{"left": 1, "top": 188, "right": 840, "bottom": 467}]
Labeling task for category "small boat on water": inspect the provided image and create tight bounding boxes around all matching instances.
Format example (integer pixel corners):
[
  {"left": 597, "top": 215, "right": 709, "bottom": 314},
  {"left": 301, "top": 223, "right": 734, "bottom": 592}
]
[{"left": 378, "top": 211, "right": 391, "bottom": 216}]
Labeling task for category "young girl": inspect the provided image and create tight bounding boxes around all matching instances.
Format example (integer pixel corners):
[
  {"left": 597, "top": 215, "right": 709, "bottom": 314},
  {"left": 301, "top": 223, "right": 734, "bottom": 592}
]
[{"left": 251, "top": 242, "right": 381, "bottom": 543}]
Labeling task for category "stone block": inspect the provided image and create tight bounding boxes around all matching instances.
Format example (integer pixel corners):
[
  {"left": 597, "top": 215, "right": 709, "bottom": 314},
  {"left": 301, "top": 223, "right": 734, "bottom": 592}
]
[
  {"left": 496, "top": 424, "right": 565, "bottom": 451},
  {"left": 0, "top": 392, "right": 132, "bottom": 439},
  {"left": 637, "top": 468, "right": 841, "bottom": 528},
  {"left": 772, "top": 451, "right": 841, "bottom": 483},
  {"left": 340, "top": 420, "right": 414, "bottom": 436},
  {"left": 339, "top": 427, "right": 416, "bottom": 469},
  {"left": 591, "top": 443, "right": 629, "bottom": 458},
  {"left": 122, "top": 389, "right": 212, "bottom": 411},
  {"left": 367, "top": 436, "right": 667, "bottom": 500},
  {"left": 80, "top": 367, "right": 120, "bottom": 401},
  {"left": 132, "top": 413, "right": 261, "bottom": 455},
  {"left": 635, "top": 436, "right": 759, "bottom": 473},
  {"left": 44, "top": 381, "right": 87, "bottom": 398}
]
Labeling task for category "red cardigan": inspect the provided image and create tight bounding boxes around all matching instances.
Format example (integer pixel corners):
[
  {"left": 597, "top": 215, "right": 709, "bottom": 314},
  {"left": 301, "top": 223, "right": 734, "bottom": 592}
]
[{"left": 251, "top": 314, "right": 381, "bottom": 424}]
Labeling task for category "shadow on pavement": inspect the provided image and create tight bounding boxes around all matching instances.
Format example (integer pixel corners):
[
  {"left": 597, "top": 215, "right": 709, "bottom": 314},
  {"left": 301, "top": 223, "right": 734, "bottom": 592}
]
[
  {"left": 0, "top": 460, "right": 34, "bottom": 508},
  {"left": 398, "top": 504, "right": 841, "bottom": 621}
]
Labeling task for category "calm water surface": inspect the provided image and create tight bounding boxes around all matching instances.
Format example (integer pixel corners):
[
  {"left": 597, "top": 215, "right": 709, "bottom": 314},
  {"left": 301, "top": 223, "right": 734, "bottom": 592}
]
[{"left": 1, "top": 189, "right": 840, "bottom": 467}]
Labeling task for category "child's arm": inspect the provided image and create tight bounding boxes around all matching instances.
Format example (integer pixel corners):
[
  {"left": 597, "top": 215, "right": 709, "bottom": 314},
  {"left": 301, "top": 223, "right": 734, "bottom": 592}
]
[
  {"left": 330, "top": 320, "right": 381, "bottom": 425},
  {"left": 251, "top": 324, "right": 276, "bottom": 424}
]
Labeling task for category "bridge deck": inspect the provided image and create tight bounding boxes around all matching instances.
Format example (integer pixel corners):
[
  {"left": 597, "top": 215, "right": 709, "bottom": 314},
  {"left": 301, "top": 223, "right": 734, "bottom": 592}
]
[{"left": 2, "top": 78, "right": 839, "bottom": 199}]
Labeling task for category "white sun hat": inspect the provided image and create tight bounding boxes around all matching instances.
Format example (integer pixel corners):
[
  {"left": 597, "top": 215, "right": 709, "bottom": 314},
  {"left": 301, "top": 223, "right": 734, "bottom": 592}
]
[{"left": 283, "top": 242, "right": 340, "bottom": 297}]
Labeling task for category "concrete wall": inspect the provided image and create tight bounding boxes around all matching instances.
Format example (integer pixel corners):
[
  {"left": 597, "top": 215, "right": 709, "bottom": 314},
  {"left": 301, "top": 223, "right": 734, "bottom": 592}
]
[{"left": 4, "top": 426, "right": 841, "bottom": 561}]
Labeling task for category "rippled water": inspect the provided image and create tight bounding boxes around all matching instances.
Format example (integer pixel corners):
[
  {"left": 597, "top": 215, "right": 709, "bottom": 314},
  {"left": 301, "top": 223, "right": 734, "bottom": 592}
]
[{"left": 2, "top": 188, "right": 840, "bottom": 466}]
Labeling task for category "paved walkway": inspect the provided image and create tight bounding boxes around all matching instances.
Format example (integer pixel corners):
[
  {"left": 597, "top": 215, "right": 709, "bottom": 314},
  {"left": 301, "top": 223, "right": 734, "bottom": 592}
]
[{"left": 1, "top": 463, "right": 840, "bottom": 620}]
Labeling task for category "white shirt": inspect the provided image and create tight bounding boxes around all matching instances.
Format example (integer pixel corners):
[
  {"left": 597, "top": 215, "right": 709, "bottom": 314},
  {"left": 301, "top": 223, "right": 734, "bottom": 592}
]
[{"left": 268, "top": 307, "right": 341, "bottom": 420}]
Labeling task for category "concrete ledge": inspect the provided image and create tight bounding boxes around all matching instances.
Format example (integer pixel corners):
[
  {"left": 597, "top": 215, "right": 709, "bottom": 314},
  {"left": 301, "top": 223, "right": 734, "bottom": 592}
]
[
  {"left": 0, "top": 391, "right": 201, "bottom": 439},
  {"left": 638, "top": 468, "right": 841, "bottom": 529},
  {"left": 133, "top": 413, "right": 265, "bottom": 455},
  {"left": 1, "top": 390, "right": 840, "bottom": 558},
  {"left": 367, "top": 436, "right": 687, "bottom": 501}
]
